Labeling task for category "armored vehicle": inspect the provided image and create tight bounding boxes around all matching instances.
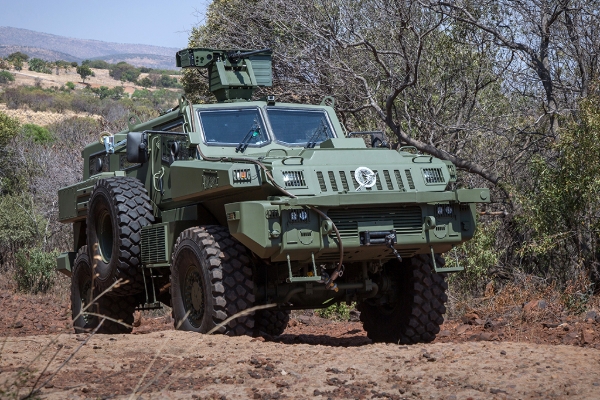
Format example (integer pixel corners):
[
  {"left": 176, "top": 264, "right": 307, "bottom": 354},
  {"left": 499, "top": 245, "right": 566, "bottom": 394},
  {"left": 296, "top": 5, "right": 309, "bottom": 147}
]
[{"left": 57, "top": 48, "right": 489, "bottom": 343}]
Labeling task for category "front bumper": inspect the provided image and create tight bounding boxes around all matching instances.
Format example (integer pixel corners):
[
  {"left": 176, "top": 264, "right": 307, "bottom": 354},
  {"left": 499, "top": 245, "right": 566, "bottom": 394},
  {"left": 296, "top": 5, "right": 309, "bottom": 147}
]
[{"left": 225, "top": 188, "right": 489, "bottom": 263}]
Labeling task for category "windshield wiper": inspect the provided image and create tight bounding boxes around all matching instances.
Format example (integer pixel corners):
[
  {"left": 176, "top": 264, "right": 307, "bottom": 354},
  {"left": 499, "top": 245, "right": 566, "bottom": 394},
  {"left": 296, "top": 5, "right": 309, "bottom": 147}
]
[
  {"left": 305, "top": 117, "right": 330, "bottom": 148},
  {"left": 236, "top": 119, "right": 262, "bottom": 153}
]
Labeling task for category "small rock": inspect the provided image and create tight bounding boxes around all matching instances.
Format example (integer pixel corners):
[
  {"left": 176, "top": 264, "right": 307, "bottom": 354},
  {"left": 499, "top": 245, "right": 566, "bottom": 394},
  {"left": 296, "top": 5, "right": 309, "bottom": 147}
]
[
  {"left": 34, "top": 323, "right": 44, "bottom": 330},
  {"left": 461, "top": 313, "right": 479, "bottom": 324},
  {"left": 582, "top": 330, "right": 595, "bottom": 344},
  {"left": 456, "top": 325, "right": 470, "bottom": 335},
  {"left": 44, "top": 383, "right": 54, "bottom": 389},
  {"left": 523, "top": 300, "right": 539, "bottom": 313},
  {"left": 490, "top": 388, "right": 507, "bottom": 395},
  {"left": 543, "top": 322, "right": 560, "bottom": 329},
  {"left": 12, "top": 321, "right": 24, "bottom": 329},
  {"left": 81, "top": 387, "right": 89, "bottom": 393},
  {"left": 474, "top": 319, "right": 485, "bottom": 326},
  {"left": 479, "top": 332, "right": 495, "bottom": 341},
  {"left": 585, "top": 310, "right": 597, "bottom": 321},
  {"left": 438, "top": 330, "right": 451, "bottom": 337},
  {"left": 500, "top": 350, "right": 506, "bottom": 355}
]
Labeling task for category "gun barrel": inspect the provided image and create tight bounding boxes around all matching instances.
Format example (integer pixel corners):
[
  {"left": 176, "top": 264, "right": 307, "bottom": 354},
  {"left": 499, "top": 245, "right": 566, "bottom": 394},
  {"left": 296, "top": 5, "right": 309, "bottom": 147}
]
[{"left": 227, "top": 49, "right": 271, "bottom": 62}]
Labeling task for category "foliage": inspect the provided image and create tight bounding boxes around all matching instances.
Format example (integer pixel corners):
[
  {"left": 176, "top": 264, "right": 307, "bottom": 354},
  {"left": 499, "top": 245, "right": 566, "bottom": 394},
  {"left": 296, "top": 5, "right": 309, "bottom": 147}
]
[
  {"left": 446, "top": 221, "right": 502, "bottom": 296},
  {"left": 14, "top": 247, "right": 58, "bottom": 294},
  {"left": 315, "top": 302, "right": 355, "bottom": 321},
  {"left": 0, "top": 111, "right": 20, "bottom": 146},
  {"left": 28, "top": 58, "right": 52, "bottom": 74},
  {"left": 76, "top": 65, "right": 94, "bottom": 83},
  {"left": 109, "top": 62, "right": 140, "bottom": 83},
  {"left": 82, "top": 59, "right": 111, "bottom": 69},
  {"left": 0, "top": 70, "right": 14, "bottom": 84},
  {"left": 21, "top": 123, "right": 54, "bottom": 143},
  {"left": 7, "top": 52, "right": 29, "bottom": 62},
  {"left": 90, "top": 85, "right": 125, "bottom": 100},
  {"left": 515, "top": 94, "right": 600, "bottom": 284},
  {"left": 64, "top": 81, "right": 75, "bottom": 90}
]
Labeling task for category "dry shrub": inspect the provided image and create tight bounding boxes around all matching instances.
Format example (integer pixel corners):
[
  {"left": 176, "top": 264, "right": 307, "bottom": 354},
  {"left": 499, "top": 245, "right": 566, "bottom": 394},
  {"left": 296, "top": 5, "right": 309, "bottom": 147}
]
[{"left": 447, "top": 271, "right": 598, "bottom": 323}]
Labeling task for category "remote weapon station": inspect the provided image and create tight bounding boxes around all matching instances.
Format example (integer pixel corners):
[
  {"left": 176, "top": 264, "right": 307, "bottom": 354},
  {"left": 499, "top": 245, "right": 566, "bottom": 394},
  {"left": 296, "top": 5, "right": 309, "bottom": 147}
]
[{"left": 57, "top": 48, "right": 489, "bottom": 343}]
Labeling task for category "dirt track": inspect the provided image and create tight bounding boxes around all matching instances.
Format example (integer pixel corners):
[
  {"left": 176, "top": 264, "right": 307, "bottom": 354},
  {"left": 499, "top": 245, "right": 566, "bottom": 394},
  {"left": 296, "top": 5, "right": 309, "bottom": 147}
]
[{"left": 1, "top": 329, "right": 599, "bottom": 399}]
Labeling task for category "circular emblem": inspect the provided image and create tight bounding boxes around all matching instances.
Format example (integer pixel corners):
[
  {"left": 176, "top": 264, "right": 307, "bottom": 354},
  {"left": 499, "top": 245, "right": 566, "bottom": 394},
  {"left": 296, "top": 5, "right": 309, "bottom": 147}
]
[{"left": 354, "top": 167, "right": 377, "bottom": 191}]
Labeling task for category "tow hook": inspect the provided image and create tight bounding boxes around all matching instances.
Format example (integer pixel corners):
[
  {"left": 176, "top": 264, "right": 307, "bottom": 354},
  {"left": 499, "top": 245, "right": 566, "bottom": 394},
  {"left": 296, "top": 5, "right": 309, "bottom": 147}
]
[{"left": 385, "top": 233, "right": 402, "bottom": 262}]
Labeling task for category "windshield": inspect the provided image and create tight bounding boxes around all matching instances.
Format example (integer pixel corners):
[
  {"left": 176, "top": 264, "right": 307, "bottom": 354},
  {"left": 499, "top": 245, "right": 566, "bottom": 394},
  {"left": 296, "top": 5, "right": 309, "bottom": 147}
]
[
  {"left": 198, "top": 108, "right": 268, "bottom": 147},
  {"left": 266, "top": 108, "right": 336, "bottom": 146}
]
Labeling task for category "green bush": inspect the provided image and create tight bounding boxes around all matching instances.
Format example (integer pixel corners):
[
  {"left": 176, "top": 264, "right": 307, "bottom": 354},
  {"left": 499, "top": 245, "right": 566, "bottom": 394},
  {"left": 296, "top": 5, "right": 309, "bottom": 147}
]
[
  {"left": 21, "top": 123, "right": 54, "bottom": 143},
  {"left": 14, "top": 248, "right": 58, "bottom": 294},
  {"left": 315, "top": 302, "right": 355, "bottom": 321},
  {"left": 0, "top": 70, "right": 14, "bottom": 84},
  {"left": 0, "top": 111, "right": 20, "bottom": 146},
  {"left": 65, "top": 81, "right": 75, "bottom": 90},
  {"left": 28, "top": 58, "right": 52, "bottom": 74}
]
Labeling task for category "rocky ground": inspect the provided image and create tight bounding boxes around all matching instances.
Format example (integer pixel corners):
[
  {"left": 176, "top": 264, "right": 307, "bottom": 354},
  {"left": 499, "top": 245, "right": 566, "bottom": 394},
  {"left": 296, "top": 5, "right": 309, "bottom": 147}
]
[{"left": 1, "top": 289, "right": 600, "bottom": 399}]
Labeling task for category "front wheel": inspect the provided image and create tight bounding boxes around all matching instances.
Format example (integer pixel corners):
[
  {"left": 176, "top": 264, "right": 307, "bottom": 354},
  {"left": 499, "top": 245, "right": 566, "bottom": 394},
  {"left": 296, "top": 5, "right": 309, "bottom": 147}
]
[
  {"left": 358, "top": 254, "right": 448, "bottom": 344},
  {"left": 170, "top": 226, "right": 255, "bottom": 335}
]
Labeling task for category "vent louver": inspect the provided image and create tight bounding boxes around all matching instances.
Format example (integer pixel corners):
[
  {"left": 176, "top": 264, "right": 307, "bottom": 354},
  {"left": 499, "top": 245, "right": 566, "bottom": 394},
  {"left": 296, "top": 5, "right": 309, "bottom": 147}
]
[
  {"left": 283, "top": 170, "right": 306, "bottom": 187},
  {"left": 141, "top": 225, "right": 168, "bottom": 264},
  {"left": 422, "top": 168, "right": 445, "bottom": 184}
]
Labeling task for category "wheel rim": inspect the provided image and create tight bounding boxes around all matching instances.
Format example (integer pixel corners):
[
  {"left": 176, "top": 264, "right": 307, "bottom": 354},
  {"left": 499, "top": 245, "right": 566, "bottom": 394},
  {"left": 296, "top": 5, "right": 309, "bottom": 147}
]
[
  {"left": 97, "top": 211, "right": 113, "bottom": 263},
  {"left": 183, "top": 265, "right": 204, "bottom": 328}
]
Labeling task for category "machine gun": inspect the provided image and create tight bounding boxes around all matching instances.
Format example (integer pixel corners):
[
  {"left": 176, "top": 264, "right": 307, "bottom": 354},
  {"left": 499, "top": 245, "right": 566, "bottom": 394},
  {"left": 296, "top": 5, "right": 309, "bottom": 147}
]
[{"left": 176, "top": 48, "right": 272, "bottom": 102}]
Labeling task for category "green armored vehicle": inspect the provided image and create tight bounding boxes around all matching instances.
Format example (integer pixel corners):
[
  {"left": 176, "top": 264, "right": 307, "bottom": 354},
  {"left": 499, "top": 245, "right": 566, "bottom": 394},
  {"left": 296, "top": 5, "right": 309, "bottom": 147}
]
[{"left": 57, "top": 48, "right": 489, "bottom": 343}]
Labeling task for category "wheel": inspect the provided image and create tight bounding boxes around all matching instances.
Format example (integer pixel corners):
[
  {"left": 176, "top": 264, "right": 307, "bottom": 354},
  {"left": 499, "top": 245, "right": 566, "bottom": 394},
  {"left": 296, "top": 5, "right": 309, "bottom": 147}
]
[
  {"left": 71, "top": 246, "right": 138, "bottom": 334},
  {"left": 255, "top": 309, "right": 290, "bottom": 336},
  {"left": 71, "top": 246, "right": 100, "bottom": 333},
  {"left": 358, "top": 254, "right": 448, "bottom": 344},
  {"left": 170, "top": 226, "right": 255, "bottom": 335},
  {"left": 86, "top": 177, "right": 154, "bottom": 296}
]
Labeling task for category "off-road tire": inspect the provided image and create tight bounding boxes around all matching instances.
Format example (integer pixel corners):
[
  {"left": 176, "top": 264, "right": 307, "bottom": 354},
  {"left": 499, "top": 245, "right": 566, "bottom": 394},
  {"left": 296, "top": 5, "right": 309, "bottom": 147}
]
[
  {"left": 255, "top": 309, "right": 290, "bottom": 336},
  {"left": 170, "top": 226, "right": 255, "bottom": 336},
  {"left": 71, "top": 246, "right": 137, "bottom": 334},
  {"left": 358, "top": 254, "right": 447, "bottom": 344},
  {"left": 87, "top": 177, "right": 154, "bottom": 296}
]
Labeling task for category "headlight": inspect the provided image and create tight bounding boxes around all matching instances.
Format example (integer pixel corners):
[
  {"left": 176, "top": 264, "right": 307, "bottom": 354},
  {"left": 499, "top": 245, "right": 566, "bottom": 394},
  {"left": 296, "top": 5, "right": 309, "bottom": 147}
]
[
  {"left": 290, "top": 210, "right": 298, "bottom": 222},
  {"left": 436, "top": 205, "right": 444, "bottom": 216},
  {"left": 299, "top": 210, "right": 308, "bottom": 221},
  {"left": 445, "top": 205, "right": 453, "bottom": 215}
]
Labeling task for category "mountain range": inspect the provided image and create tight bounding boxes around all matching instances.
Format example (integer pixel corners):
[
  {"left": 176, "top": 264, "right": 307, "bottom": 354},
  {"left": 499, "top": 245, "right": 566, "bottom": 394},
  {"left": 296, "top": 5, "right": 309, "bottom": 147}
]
[{"left": 0, "top": 26, "right": 180, "bottom": 70}]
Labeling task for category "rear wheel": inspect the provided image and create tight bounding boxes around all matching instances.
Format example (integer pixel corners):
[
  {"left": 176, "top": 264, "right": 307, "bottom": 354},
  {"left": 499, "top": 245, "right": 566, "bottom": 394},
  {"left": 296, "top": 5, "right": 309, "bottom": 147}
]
[
  {"left": 170, "top": 226, "right": 255, "bottom": 335},
  {"left": 71, "top": 246, "right": 137, "bottom": 334},
  {"left": 358, "top": 254, "right": 447, "bottom": 344}
]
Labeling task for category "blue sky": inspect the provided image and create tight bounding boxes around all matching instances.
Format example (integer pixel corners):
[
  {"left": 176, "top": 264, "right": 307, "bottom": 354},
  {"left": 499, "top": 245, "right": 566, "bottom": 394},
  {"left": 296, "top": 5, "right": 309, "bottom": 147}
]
[{"left": 0, "top": 0, "right": 209, "bottom": 49}]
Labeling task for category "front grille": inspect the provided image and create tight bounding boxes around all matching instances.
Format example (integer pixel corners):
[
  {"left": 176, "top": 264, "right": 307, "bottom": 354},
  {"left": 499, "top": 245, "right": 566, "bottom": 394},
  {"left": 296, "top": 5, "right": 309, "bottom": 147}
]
[
  {"left": 141, "top": 225, "right": 167, "bottom": 264},
  {"left": 315, "top": 169, "right": 415, "bottom": 192},
  {"left": 327, "top": 206, "right": 423, "bottom": 238}
]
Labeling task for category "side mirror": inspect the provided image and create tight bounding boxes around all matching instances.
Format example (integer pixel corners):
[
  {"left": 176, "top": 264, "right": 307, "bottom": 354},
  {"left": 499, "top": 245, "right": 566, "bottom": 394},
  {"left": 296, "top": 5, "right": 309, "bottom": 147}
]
[{"left": 126, "top": 131, "right": 148, "bottom": 163}]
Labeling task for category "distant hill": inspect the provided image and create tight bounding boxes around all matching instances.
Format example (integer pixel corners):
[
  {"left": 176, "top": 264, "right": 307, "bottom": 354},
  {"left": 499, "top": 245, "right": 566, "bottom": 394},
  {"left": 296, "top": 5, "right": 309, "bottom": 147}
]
[{"left": 0, "top": 27, "right": 179, "bottom": 70}]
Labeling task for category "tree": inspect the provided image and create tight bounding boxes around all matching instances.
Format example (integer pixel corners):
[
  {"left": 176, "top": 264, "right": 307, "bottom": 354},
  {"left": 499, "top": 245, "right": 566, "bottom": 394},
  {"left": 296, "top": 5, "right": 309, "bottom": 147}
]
[
  {"left": 76, "top": 65, "right": 94, "bottom": 83},
  {"left": 109, "top": 62, "right": 140, "bottom": 82}
]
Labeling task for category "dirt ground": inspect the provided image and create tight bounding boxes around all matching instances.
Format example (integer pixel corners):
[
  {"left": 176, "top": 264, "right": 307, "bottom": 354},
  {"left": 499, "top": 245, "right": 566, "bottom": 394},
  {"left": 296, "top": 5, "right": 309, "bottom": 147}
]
[{"left": 1, "top": 289, "right": 600, "bottom": 399}]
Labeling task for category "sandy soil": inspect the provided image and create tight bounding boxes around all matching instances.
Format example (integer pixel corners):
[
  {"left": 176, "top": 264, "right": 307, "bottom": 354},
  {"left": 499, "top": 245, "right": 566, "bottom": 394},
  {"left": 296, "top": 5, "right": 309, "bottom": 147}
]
[{"left": 1, "top": 289, "right": 600, "bottom": 399}]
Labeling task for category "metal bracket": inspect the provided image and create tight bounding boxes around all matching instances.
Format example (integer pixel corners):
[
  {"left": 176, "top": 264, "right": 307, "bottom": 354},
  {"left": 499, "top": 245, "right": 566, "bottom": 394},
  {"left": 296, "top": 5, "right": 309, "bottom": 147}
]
[
  {"left": 286, "top": 253, "right": 321, "bottom": 283},
  {"left": 430, "top": 246, "right": 464, "bottom": 273}
]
